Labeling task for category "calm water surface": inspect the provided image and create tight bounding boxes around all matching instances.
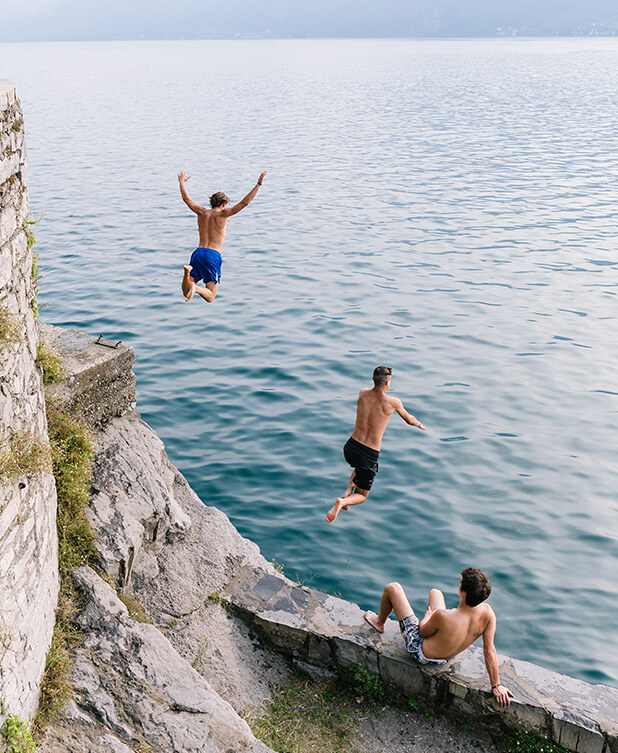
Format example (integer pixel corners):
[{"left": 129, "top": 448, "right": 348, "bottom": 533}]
[{"left": 1, "top": 38, "right": 617, "bottom": 686}]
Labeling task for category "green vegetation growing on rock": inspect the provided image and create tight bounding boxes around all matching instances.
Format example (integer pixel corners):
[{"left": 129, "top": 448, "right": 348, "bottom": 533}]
[
  {"left": 1, "top": 706, "right": 37, "bottom": 753},
  {"left": 47, "top": 406, "right": 96, "bottom": 572},
  {"left": 35, "top": 585, "right": 81, "bottom": 729},
  {"left": 338, "top": 663, "right": 385, "bottom": 705},
  {"left": 0, "top": 306, "right": 21, "bottom": 347},
  {"left": 0, "top": 430, "right": 51, "bottom": 482},
  {"left": 504, "top": 728, "right": 570, "bottom": 753},
  {"left": 206, "top": 592, "right": 232, "bottom": 612},
  {"left": 248, "top": 672, "right": 360, "bottom": 753},
  {"left": 36, "top": 341, "right": 65, "bottom": 384},
  {"left": 118, "top": 591, "right": 152, "bottom": 623}
]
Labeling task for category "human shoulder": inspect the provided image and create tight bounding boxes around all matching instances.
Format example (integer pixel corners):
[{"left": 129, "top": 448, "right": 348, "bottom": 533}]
[
  {"left": 478, "top": 603, "right": 496, "bottom": 630},
  {"left": 385, "top": 393, "right": 403, "bottom": 411}
]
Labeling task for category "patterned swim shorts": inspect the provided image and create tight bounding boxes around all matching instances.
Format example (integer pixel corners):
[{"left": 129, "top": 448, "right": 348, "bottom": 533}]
[{"left": 399, "top": 615, "right": 446, "bottom": 665}]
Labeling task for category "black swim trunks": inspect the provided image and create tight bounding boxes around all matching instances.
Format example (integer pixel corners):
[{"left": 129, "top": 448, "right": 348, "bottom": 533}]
[{"left": 343, "top": 436, "right": 379, "bottom": 491}]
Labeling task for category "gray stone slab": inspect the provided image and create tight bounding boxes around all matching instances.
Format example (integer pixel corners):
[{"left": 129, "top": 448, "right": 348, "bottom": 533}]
[{"left": 41, "top": 323, "right": 136, "bottom": 429}]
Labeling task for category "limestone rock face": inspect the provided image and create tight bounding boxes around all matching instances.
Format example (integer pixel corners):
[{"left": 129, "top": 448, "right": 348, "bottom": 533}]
[
  {"left": 89, "top": 411, "right": 192, "bottom": 587},
  {"left": 39, "top": 567, "right": 272, "bottom": 753},
  {"left": 89, "top": 410, "right": 289, "bottom": 713},
  {"left": 0, "top": 79, "right": 59, "bottom": 721}
]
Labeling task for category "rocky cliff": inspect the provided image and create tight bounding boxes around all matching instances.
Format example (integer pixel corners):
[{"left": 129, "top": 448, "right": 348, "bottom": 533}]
[{"left": 0, "top": 79, "right": 59, "bottom": 722}]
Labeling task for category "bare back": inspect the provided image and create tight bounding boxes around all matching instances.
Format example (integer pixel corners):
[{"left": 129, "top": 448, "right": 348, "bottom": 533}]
[
  {"left": 196, "top": 208, "right": 228, "bottom": 252},
  {"left": 422, "top": 603, "right": 493, "bottom": 661},
  {"left": 351, "top": 388, "right": 400, "bottom": 451}
]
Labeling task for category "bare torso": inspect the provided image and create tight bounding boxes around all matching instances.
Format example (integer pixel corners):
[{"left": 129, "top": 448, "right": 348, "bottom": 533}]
[
  {"left": 197, "top": 208, "right": 229, "bottom": 251},
  {"left": 351, "top": 388, "right": 400, "bottom": 451},
  {"left": 422, "top": 604, "right": 493, "bottom": 660}
]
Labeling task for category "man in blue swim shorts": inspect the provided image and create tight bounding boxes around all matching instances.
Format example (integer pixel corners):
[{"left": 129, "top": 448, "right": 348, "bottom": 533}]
[
  {"left": 364, "top": 568, "right": 514, "bottom": 708},
  {"left": 326, "top": 366, "right": 426, "bottom": 522},
  {"left": 178, "top": 169, "right": 267, "bottom": 303}
]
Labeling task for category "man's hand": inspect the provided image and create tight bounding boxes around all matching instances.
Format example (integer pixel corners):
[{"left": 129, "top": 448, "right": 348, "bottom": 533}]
[
  {"left": 416, "top": 420, "right": 427, "bottom": 430},
  {"left": 492, "top": 684, "right": 514, "bottom": 708},
  {"left": 178, "top": 170, "right": 191, "bottom": 183},
  {"left": 257, "top": 171, "right": 267, "bottom": 185}
]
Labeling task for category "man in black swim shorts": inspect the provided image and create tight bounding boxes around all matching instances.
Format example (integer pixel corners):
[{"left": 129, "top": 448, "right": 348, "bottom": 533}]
[{"left": 326, "top": 366, "right": 427, "bottom": 523}]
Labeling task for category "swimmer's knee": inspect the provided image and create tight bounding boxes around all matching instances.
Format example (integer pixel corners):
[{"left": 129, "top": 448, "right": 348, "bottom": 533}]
[{"left": 386, "top": 581, "right": 403, "bottom": 594}]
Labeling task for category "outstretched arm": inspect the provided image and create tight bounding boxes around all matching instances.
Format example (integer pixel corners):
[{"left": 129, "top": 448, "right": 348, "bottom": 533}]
[
  {"left": 222, "top": 171, "right": 267, "bottom": 217},
  {"left": 482, "top": 611, "right": 513, "bottom": 708},
  {"left": 178, "top": 170, "right": 205, "bottom": 214},
  {"left": 394, "top": 398, "right": 426, "bottom": 430}
]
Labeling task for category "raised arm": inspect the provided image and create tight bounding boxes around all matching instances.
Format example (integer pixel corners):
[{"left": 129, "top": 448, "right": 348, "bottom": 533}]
[
  {"left": 178, "top": 170, "right": 205, "bottom": 215},
  {"left": 222, "top": 171, "right": 267, "bottom": 217},
  {"left": 482, "top": 610, "right": 513, "bottom": 708},
  {"left": 393, "top": 397, "right": 426, "bottom": 430}
]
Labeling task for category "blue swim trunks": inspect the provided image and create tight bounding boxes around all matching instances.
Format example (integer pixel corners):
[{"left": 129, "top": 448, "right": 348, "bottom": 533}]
[
  {"left": 399, "top": 615, "right": 447, "bottom": 666},
  {"left": 189, "top": 247, "right": 222, "bottom": 285}
]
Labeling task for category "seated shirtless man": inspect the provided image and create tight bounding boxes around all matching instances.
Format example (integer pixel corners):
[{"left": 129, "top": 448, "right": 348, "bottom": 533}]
[
  {"left": 326, "top": 366, "right": 426, "bottom": 523},
  {"left": 364, "top": 567, "right": 514, "bottom": 708},
  {"left": 178, "top": 170, "right": 266, "bottom": 302}
]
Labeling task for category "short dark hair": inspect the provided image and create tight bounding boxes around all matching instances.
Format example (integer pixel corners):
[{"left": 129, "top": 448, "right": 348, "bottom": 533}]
[
  {"left": 373, "top": 366, "right": 392, "bottom": 386},
  {"left": 460, "top": 567, "right": 491, "bottom": 607},
  {"left": 210, "top": 191, "right": 230, "bottom": 208}
]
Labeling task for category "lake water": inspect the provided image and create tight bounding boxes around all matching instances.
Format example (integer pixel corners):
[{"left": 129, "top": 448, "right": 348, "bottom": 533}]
[{"left": 1, "top": 38, "right": 617, "bottom": 687}]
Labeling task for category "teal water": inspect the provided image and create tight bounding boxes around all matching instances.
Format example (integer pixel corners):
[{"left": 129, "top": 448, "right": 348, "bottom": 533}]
[{"left": 2, "top": 38, "right": 617, "bottom": 686}]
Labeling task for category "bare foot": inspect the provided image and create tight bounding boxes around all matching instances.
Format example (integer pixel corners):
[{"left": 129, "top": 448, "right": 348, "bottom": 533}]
[
  {"left": 325, "top": 498, "right": 345, "bottom": 523},
  {"left": 364, "top": 611, "right": 385, "bottom": 633}
]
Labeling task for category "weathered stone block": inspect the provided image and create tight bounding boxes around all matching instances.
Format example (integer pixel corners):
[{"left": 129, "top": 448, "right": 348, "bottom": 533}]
[
  {"left": 378, "top": 649, "right": 426, "bottom": 697},
  {"left": 41, "top": 324, "right": 136, "bottom": 430}
]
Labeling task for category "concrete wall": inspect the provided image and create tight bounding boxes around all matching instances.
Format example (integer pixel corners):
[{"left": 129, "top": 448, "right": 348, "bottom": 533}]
[{"left": 0, "top": 80, "right": 59, "bottom": 720}]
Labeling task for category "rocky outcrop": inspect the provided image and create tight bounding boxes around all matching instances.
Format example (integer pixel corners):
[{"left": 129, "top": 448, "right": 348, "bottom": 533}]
[
  {"left": 0, "top": 80, "right": 59, "bottom": 721},
  {"left": 89, "top": 410, "right": 290, "bottom": 715},
  {"left": 40, "top": 567, "right": 273, "bottom": 753}
]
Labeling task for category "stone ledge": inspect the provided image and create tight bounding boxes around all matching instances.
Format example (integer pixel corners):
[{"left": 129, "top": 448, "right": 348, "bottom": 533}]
[
  {"left": 40, "top": 324, "right": 136, "bottom": 430},
  {"left": 224, "top": 565, "right": 618, "bottom": 753}
]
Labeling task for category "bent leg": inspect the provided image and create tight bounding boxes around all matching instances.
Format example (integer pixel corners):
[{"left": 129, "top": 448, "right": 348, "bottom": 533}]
[
  {"left": 326, "top": 486, "right": 369, "bottom": 523},
  {"left": 182, "top": 265, "right": 196, "bottom": 301},
  {"left": 428, "top": 588, "right": 446, "bottom": 611},
  {"left": 342, "top": 470, "right": 356, "bottom": 499},
  {"left": 366, "top": 582, "right": 415, "bottom": 633},
  {"left": 194, "top": 281, "right": 218, "bottom": 303}
]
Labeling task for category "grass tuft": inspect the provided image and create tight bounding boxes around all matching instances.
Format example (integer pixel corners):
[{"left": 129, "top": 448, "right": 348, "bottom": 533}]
[
  {"left": 0, "top": 306, "right": 21, "bottom": 347},
  {"left": 0, "top": 430, "right": 51, "bottom": 482},
  {"left": 35, "top": 583, "right": 82, "bottom": 728},
  {"left": 338, "top": 663, "right": 385, "bottom": 705},
  {"left": 118, "top": 591, "right": 152, "bottom": 623},
  {"left": 47, "top": 407, "right": 97, "bottom": 572},
  {"left": 248, "top": 672, "right": 360, "bottom": 753},
  {"left": 504, "top": 728, "right": 570, "bottom": 753},
  {"left": 205, "top": 592, "right": 232, "bottom": 612},
  {"left": 36, "top": 341, "right": 65, "bottom": 384}
]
